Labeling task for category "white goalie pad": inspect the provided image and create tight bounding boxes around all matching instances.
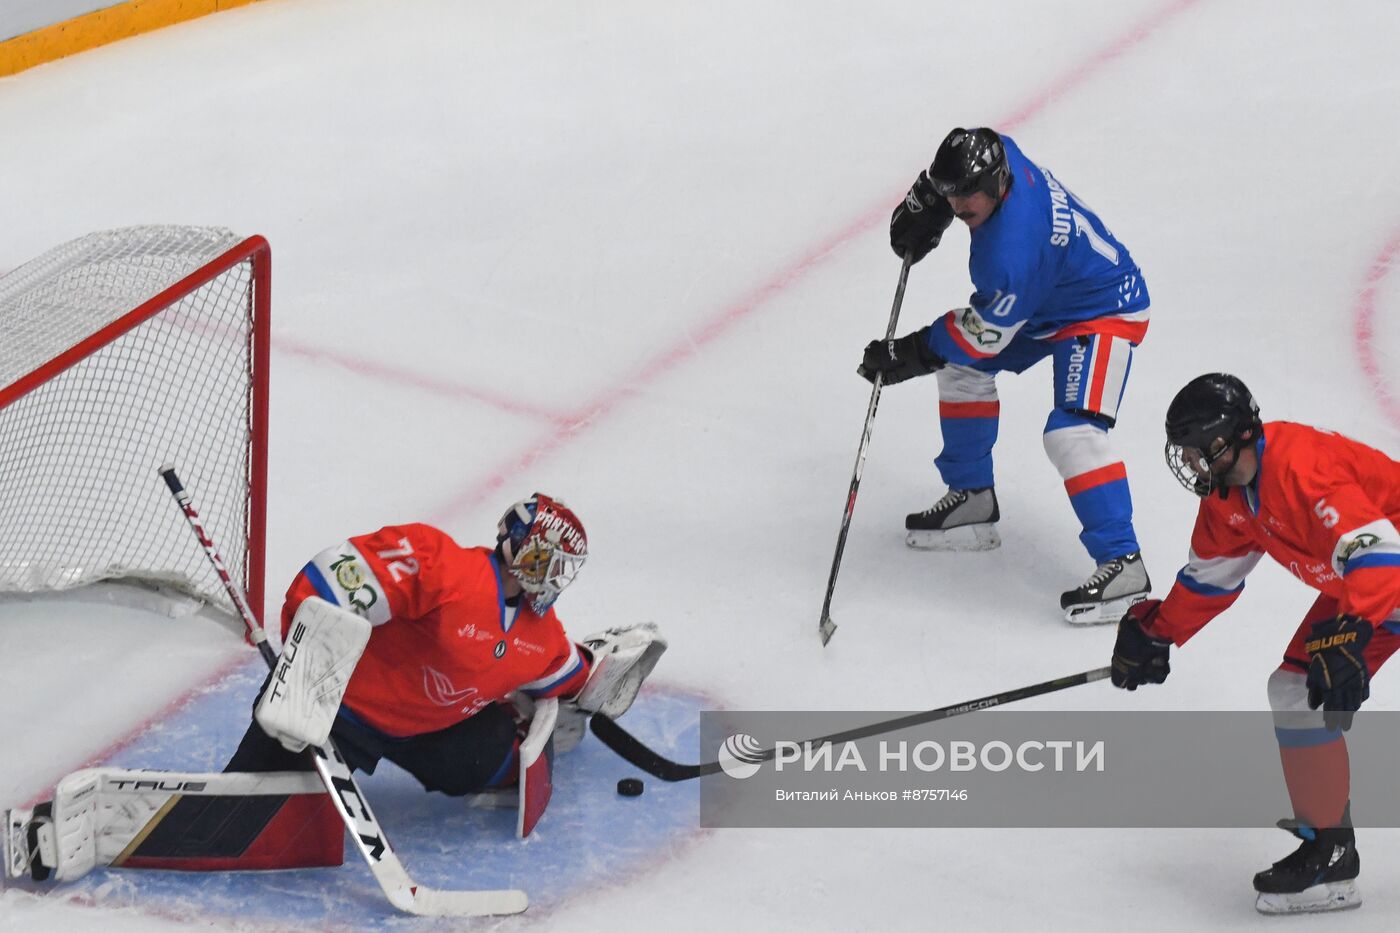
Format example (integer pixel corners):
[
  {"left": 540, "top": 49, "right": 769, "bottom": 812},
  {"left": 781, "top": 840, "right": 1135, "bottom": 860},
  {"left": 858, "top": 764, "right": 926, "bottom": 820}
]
[
  {"left": 574, "top": 622, "right": 667, "bottom": 719},
  {"left": 4, "top": 768, "right": 323, "bottom": 882},
  {"left": 2, "top": 771, "right": 98, "bottom": 883},
  {"left": 256, "top": 597, "right": 372, "bottom": 753}
]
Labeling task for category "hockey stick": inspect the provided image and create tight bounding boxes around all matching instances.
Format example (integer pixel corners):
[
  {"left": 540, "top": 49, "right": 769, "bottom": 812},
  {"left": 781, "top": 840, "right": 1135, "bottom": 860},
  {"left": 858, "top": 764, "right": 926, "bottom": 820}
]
[
  {"left": 818, "top": 251, "right": 915, "bottom": 645},
  {"left": 159, "top": 465, "right": 528, "bottom": 917},
  {"left": 590, "top": 666, "right": 1111, "bottom": 782}
]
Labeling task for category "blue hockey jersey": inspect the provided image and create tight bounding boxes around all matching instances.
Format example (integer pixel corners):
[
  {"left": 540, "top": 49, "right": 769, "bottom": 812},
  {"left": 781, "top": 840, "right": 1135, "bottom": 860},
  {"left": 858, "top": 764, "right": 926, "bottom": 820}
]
[{"left": 927, "top": 135, "right": 1150, "bottom": 367}]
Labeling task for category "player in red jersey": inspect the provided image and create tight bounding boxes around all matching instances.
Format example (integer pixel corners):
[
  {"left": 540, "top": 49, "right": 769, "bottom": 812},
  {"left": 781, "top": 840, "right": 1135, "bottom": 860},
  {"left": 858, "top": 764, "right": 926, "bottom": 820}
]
[
  {"left": 233, "top": 492, "right": 665, "bottom": 797},
  {"left": 4, "top": 494, "right": 666, "bottom": 883},
  {"left": 1109, "top": 374, "right": 1400, "bottom": 915}
]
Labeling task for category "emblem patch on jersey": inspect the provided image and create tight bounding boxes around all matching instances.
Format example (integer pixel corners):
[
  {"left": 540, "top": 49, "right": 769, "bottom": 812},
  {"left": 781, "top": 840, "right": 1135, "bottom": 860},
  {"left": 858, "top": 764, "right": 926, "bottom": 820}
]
[
  {"left": 332, "top": 556, "right": 365, "bottom": 592},
  {"left": 1329, "top": 519, "right": 1400, "bottom": 577},
  {"left": 960, "top": 308, "right": 1003, "bottom": 347},
  {"left": 494, "top": 640, "right": 507, "bottom": 659},
  {"left": 307, "top": 542, "right": 392, "bottom": 626},
  {"left": 423, "top": 666, "right": 480, "bottom": 708},
  {"left": 1339, "top": 534, "right": 1381, "bottom": 566},
  {"left": 329, "top": 554, "right": 379, "bottom": 616}
]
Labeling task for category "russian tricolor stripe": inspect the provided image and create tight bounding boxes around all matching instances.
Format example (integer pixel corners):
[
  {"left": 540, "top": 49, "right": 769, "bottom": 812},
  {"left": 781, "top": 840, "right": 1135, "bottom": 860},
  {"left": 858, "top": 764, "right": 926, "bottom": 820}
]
[
  {"left": 939, "top": 400, "right": 1000, "bottom": 419},
  {"left": 1063, "top": 461, "right": 1126, "bottom": 496}
]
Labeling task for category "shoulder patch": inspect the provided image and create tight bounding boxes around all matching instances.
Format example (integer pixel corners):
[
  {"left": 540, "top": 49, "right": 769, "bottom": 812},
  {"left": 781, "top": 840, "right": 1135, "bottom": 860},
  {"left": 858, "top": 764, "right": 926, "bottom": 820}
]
[
  {"left": 307, "top": 542, "right": 392, "bottom": 626},
  {"left": 1330, "top": 519, "right": 1400, "bottom": 577}
]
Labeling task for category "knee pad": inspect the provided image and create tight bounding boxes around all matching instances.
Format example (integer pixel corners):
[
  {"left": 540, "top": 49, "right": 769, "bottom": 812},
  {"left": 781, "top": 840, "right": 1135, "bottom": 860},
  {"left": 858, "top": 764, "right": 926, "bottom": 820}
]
[
  {"left": 1268, "top": 666, "right": 1331, "bottom": 735},
  {"left": 1042, "top": 411, "right": 1116, "bottom": 482},
  {"left": 936, "top": 364, "right": 998, "bottom": 403},
  {"left": 1268, "top": 667, "right": 1311, "bottom": 713}
]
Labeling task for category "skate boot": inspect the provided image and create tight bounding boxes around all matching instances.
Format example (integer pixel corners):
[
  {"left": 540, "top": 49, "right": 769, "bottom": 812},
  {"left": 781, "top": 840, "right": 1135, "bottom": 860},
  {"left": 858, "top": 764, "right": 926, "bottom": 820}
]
[
  {"left": 905, "top": 487, "right": 1000, "bottom": 551},
  {"left": 1060, "top": 551, "right": 1150, "bottom": 625},
  {"left": 1253, "top": 825, "right": 1361, "bottom": 914},
  {"left": 4, "top": 803, "right": 55, "bottom": 881}
]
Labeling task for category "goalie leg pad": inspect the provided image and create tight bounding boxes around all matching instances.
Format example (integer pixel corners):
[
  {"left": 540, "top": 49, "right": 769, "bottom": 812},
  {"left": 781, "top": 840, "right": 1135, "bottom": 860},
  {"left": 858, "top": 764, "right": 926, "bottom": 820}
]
[
  {"left": 256, "top": 597, "right": 371, "bottom": 753},
  {"left": 4, "top": 768, "right": 336, "bottom": 882},
  {"left": 7, "top": 771, "right": 102, "bottom": 883},
  {"left": 517, "top": 698, "right": 557, "bottom": 839},
  {"left": 574, "top": 622, "right": 667, "bottom": 719}
]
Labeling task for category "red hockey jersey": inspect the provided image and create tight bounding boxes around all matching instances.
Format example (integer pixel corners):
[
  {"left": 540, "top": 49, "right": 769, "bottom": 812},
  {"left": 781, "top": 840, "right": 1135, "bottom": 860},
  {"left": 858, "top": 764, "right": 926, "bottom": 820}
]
[
  {"left": 279, "top": 523, "right": 589, "bottom": 738},
  {"left": 1152, "top": 422, "right": 1400, "bottom": 645}
]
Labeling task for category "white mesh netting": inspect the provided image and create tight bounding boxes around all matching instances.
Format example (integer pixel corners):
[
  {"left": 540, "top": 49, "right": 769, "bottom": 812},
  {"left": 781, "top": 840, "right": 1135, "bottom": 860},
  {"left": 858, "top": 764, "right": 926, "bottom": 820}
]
[{"left": 0, "top": 225, "right": 266, "bottom": 612}]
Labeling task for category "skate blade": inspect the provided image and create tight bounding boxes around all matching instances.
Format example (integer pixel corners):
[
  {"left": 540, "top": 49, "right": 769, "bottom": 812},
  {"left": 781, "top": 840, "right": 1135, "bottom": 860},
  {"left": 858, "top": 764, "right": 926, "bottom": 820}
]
[
  {"left": 4, "top": 808, "right": 32, "bottom": 880},
  {"left": 465, "top": 789, "right": 517, "bottom": 810},
  {"left": 1063, "top": 592, "right": 1147, "bottom": 626},
  {"left": 905, "top": 524, "right": 1000, "bottom": 552},
  {"left": 1255, "top": 879, "right": 1361, "bottom": 914}
]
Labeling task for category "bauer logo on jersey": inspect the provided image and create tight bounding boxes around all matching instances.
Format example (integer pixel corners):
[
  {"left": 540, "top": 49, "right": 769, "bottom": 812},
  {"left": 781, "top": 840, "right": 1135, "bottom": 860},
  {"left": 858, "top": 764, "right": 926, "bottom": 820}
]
[{"left": 960, "top": 308, "right": 1004, "bottom": 347}]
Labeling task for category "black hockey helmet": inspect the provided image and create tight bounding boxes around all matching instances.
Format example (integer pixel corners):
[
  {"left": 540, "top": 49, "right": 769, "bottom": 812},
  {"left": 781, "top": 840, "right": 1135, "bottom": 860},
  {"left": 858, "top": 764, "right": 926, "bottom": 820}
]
[
  {"left": 927, "top": 128, "right": 1010, "bottom": 199},
  {"left": 1163, "top": 373, "right": 1261, "bottom": 498}
]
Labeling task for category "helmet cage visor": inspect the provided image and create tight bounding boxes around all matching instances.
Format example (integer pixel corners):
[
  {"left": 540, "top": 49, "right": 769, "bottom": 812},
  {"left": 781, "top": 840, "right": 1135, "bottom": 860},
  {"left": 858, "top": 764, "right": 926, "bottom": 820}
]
[
  {"left": 507, "top": 534, "right": 586, "bottom": 614},
  {"left": 1164, "top": 437, "right": 1232, "bottom": 497}
]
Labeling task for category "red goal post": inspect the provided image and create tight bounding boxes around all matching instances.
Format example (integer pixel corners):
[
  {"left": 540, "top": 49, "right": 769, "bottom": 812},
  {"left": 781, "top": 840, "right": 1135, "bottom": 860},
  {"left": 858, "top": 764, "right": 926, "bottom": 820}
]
[{"left": 0, "top": 226, "right": 270, "bottom": 624}]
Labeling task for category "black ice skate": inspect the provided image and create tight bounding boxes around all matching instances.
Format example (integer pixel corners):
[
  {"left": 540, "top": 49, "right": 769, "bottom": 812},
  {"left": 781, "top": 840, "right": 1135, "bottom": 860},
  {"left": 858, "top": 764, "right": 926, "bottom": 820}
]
[
  {"left": 1060, "top": 551, "right": 1150, "bottom": 625},
  {"left": 905, "top": 487, "right": 1000, "bottom": 552},
  {"left": 1253, "top": 826, "right": 1361, "bottom": 915}
]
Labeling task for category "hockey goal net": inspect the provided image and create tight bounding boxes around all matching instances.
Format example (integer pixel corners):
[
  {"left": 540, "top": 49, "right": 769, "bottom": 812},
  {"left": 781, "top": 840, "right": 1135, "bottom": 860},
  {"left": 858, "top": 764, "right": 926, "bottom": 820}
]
[{"left": 0, "top": 226, "right": 269, "bottom": 621}]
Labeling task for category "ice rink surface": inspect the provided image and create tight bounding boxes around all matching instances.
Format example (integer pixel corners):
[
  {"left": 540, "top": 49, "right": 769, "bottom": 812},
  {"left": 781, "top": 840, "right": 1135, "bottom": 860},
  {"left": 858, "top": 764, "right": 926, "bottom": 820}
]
[{"left": 1, "top": 0, "right": 1398, "bottom": 929}]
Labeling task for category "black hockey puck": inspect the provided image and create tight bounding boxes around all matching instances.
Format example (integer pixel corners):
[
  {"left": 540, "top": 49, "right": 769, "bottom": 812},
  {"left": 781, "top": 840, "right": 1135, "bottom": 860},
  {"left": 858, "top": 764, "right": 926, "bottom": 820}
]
[{"left": 616, "top": 777, "right": 644, "bottom": 797}]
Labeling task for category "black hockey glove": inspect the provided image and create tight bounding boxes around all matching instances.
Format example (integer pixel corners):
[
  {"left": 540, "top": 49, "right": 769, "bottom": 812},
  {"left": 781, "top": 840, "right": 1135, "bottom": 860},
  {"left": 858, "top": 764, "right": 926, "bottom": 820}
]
[
  {"left": 890, "top": 172, "right": 955, "bottom": 264},
  {"left": 1110, "top": 599, "right": 1172, "bottom": 690},
  {"left": 857, "top": 328, "right": 945, "bottom": 386},
  {"left": 1305, "top": 613, "right": 1372, "bottom": 732}
]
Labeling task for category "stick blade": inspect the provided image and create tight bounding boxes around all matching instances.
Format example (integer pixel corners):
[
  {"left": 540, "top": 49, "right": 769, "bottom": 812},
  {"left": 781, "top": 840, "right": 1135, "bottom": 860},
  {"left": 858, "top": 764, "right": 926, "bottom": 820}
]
[
  {"left": 389, "top": 884, "right": 529, "bottom": 917},
  {"left": 589, "top": 714, "right": 706, "bottom": 781},
  {"left": 818, "top": 614, "right": 837, "bottom": 645}
]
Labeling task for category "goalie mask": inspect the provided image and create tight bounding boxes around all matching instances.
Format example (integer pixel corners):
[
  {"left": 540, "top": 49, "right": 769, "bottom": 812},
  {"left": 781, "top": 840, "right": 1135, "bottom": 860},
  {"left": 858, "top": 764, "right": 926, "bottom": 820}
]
[{"left": 495, "top": 493, "right": 588, "bottom": 614}]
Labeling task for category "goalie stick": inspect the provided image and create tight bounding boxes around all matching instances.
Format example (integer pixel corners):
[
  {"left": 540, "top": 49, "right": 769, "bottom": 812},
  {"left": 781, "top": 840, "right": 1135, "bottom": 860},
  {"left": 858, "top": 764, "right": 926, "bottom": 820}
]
[
  {"left": 818, "top": 252, "right": 914, "bottom": 645},
  {"left": 160, "top": 465, "right": 528, "bottom": 918},
  {"left": 590, "top": 666, "right": 1111, "bottom": 782}
]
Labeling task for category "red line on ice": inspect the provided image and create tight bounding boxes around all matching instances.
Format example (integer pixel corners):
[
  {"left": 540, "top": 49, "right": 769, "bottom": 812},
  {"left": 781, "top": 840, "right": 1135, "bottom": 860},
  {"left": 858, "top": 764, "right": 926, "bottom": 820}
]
[
  {"left": 277, "top": 336, "right": 570, "bottom": 425},
  {"left": 434, "top": 0, "right": 1204, "bottom": 522},
  {"left": 1354, "top": 225, "right": 1400, "bottom": 434},
  {"left": 28, "top": 0, "right": 1204, "bottom": 891},
  {"left": 20, "top": 653, "right": 252, "bottom": 807}
]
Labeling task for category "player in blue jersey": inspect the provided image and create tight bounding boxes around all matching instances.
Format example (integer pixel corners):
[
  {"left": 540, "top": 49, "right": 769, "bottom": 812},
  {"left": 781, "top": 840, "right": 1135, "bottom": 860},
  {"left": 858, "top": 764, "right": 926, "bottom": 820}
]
[{"left": 858, "top": 127, "right": 1151, "bottom": 623}]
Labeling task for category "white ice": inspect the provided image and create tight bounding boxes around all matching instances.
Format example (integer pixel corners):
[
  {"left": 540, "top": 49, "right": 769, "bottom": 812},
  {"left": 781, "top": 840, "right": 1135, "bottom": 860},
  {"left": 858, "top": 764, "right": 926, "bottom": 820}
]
[{"left": 2, "top": 0, "right": 1399, "bottom": 929}]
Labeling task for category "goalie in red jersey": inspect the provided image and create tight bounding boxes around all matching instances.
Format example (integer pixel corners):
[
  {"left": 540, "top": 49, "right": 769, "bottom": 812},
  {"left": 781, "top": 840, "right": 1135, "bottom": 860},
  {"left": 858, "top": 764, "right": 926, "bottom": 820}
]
[
  {"left": 5, "top": 493, "right": 666, "bottom": 883},
  {"left": 1108, "top": 374, "right": 1400, "bottom": 915},
  {"left": 233, "top": 491, "right": 667, "bottom": 803}
]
